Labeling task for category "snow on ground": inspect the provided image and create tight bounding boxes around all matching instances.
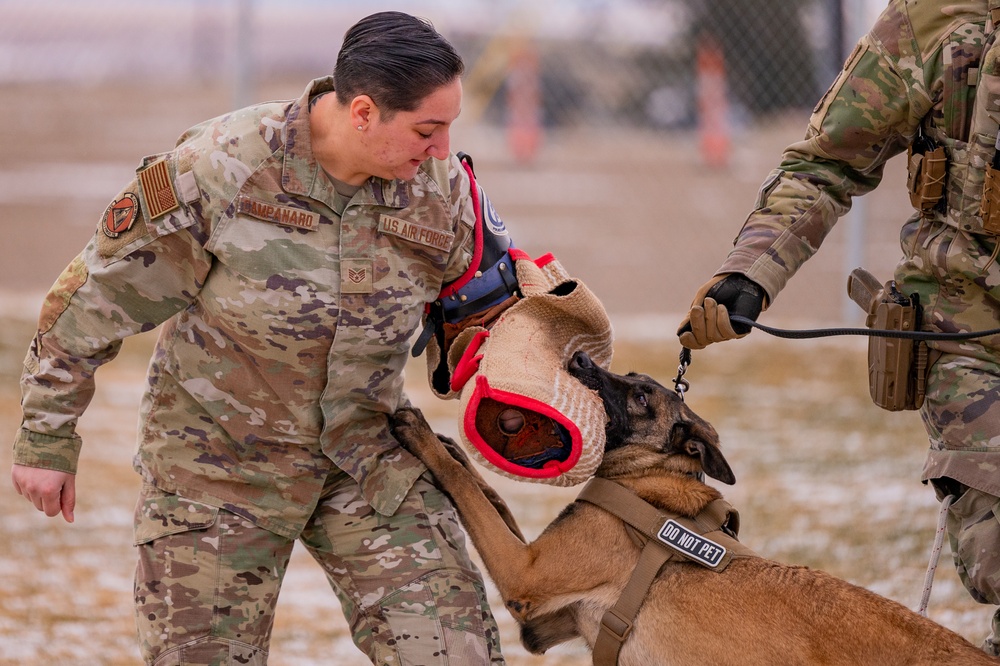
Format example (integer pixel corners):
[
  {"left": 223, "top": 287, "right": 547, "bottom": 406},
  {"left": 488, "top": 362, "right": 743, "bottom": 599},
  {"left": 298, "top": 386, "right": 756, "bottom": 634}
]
[{"left": 0, "top": 305, "right": 992, "bottom": 664}]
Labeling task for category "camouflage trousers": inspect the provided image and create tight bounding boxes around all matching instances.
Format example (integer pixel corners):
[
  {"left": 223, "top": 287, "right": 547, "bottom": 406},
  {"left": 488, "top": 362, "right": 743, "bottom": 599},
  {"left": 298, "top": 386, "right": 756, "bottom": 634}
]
[
  {"left": 132, "top": 471, "right": 504, "bottom": 665},
  {"left": 931, "top": 479, "right": 1000, "bottom": 655},
  {"left": 898, "top": 218, "right": 1000, "bottom": 650}
]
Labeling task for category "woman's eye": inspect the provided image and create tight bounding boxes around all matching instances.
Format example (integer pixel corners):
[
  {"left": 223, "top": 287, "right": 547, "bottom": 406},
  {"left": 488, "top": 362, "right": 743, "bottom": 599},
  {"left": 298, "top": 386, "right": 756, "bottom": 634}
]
[{"left": 417, "top": 130, "right": 432, "bottom": 139}]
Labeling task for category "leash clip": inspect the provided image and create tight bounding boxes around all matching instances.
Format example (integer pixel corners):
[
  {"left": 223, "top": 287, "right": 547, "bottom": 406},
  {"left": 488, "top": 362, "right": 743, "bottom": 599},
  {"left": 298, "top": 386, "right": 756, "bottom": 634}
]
[{"left": 673, "top": 347, "right": 692, "bottom": 401}]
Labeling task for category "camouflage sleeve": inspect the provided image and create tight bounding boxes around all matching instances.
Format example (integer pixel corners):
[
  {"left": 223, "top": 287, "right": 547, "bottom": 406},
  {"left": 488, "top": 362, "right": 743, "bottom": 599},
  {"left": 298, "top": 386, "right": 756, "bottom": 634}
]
[
  {"left": 13, "top": 179, "right": 211, "bottom": 474},
  {"left": 717, "top": 0, "right": 937, "bottom": 302},
  {"left": 441, "top": 153, "right": 477, "bottom": 284}
]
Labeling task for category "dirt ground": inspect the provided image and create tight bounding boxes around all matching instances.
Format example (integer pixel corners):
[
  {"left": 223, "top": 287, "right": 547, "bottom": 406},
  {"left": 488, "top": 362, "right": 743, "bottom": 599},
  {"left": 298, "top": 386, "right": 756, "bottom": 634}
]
[{"left": 1, "top": 80, "right": 980, "bottom": 665}]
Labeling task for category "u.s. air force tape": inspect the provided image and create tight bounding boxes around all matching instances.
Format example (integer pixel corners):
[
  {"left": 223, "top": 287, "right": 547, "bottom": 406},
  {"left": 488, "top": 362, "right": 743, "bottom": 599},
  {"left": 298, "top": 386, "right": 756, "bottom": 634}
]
[{"left": 657, "top": 519, "right": 726, "bottom": 567}]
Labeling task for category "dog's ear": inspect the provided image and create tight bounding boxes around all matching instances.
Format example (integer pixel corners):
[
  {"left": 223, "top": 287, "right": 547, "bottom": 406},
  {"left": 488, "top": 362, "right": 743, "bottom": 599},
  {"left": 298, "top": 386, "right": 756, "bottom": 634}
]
[{"left": 682, "top": 439, "right": 736, "bottom": 485}]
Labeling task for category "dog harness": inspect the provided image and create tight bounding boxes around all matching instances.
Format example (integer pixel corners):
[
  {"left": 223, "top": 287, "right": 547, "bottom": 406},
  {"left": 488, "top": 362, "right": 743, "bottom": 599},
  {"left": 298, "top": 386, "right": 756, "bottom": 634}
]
[{"left": 576, "top": 477, "right": 758, "bottom": 666}]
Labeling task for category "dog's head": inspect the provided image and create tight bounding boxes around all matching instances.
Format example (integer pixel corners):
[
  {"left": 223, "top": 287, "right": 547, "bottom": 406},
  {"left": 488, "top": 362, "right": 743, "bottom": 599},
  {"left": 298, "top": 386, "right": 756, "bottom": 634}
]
[{"left": 568, "top": 351, "right": 735, "bottom": 485}]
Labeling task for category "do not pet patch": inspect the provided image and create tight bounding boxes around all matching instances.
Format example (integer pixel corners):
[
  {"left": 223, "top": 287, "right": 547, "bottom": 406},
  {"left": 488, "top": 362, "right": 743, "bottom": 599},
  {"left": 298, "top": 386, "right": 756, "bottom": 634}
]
[{"left": 657, "top": 519, "right": 727, "bottom": 568}]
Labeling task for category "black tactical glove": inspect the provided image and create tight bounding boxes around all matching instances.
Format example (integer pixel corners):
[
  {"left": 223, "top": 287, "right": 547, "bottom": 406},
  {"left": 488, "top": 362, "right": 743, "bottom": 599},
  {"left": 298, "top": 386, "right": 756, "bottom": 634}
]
[{"left": 678, "top": 273, "right": 767, "bottom": 349}]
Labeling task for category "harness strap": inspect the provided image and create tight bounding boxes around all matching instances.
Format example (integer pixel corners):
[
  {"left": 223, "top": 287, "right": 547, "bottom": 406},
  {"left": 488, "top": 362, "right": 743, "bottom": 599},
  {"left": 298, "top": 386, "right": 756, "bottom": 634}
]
[
  {"left": 577, "top": 478, "right": 748, "bottom": 551},
  {"left": 576, "top": 477, "right": 757, "bottom": 665},
  {"left": 592, "top": 541, "right": 671, "bottom": 666}
]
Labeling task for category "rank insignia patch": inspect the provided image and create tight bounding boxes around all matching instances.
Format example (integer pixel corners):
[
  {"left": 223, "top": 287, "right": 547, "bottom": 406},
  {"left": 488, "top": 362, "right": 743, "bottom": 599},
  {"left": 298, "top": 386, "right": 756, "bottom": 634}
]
[
  {"left": 102, "top": 192, "right": 140, "bottom": 238},
  {"left": 137, "top": 159, "right": 180, "bottom": 219},
  {"left": 341, "top": 258, "right": 373, "bottom": 294}
]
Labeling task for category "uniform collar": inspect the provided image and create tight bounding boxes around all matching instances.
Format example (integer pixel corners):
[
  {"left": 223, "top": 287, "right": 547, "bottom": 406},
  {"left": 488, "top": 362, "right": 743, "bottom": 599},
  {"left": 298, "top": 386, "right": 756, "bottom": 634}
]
[{"left": 282, "top": 76, "right": 410, "bottom": 211}]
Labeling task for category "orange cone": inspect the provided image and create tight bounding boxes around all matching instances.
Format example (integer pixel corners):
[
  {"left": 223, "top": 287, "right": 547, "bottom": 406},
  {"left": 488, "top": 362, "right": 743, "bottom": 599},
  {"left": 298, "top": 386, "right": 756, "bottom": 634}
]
[
  {"left": 697, "top": 38, "right": 730, "bottom": 169},
  {"left": 506, "top": 42, "right": 542, "bottom": 164}
]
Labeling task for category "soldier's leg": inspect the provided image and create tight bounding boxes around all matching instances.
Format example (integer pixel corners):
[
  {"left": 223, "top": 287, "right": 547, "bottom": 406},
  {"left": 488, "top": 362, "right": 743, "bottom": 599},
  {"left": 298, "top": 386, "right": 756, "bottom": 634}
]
[
  {"left": 931, "top": 479, "right": 1000, "bottom": 654},
  {"left": 899, "top": 224, "right": 1000, "bottom": 652},
  {"left": 133, "top": 483, "right": 294, "bottom": 665},
  {"left": 921, "top": 357, "right": 1000, "bottom": 655},
  {"left": 300, "top": 470, "right": 504, "bottom": 666}
]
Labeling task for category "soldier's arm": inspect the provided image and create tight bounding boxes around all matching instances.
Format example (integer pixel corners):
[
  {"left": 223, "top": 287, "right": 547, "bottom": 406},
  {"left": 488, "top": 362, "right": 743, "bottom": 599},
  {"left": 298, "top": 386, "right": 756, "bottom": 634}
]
[
  {"left": 718, "top": 0, "right": 933, "bottom": 303},
  {"left": 13, "top": 178, "right": 210, "bottom": 483},
  {"left": 417, "top": 153, "right": 520, "bottom": 397}
]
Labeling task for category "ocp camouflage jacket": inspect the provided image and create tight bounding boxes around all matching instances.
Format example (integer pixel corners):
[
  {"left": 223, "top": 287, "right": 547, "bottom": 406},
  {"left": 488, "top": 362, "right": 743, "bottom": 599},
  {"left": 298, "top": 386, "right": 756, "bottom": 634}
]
[
  {"left": 719, "top": 0, "right": 995, "bottom": 300},
  {"left": 13, "top": 76, "right": 478, "bottom": 538}
]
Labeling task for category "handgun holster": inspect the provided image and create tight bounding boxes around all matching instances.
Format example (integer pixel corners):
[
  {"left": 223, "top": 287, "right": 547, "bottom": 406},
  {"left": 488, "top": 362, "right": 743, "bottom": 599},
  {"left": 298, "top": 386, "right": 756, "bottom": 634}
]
[{"left": 847, "top": 268, "right": 928, "bottom": 411}]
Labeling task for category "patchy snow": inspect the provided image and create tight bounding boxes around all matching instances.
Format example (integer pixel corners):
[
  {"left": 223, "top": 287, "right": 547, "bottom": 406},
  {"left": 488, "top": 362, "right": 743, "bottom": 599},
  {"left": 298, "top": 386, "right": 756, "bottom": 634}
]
[{"left": 0, "top": 306, "right": 994, "bottom": 664}]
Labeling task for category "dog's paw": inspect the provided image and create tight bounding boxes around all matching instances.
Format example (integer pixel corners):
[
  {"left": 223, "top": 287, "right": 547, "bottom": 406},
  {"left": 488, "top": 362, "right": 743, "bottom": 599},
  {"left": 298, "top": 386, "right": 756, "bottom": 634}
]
[
  {"left": 390, "top": 406, "right": 423, "bottom": 428},
  {"left": 505, "top": 598, "right": 532, "bottom": 621},
  {"left": 389, "top": 407, "right": 430, "bottom": 443},
  {"left": 390, "top": 407, "right": 448, "bottom": 462},
  {"left": 519, "top": 608, "right": 580, "bottom": 654}
]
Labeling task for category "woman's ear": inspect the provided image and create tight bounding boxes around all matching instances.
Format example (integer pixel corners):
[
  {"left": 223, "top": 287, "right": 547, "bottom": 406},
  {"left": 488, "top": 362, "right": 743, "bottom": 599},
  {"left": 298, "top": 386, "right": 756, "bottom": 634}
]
[{"left": 349, "top": 95, "right": 376, "bottom": 129}]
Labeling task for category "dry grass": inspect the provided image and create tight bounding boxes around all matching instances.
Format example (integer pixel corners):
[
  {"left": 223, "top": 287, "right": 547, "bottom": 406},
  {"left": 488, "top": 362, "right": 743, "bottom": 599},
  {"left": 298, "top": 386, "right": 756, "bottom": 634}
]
[{"left": 0, "top": 308, "right": 990, "bottom": 665}]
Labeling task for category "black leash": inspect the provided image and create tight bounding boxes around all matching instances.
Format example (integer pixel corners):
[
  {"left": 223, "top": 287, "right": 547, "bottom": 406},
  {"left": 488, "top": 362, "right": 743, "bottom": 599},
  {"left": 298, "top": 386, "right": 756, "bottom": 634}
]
[
  {"left": 674, "top": 316, "right": 1000, "bottom": 400},
  {"left": 729, "top": 315, "right": 1000, "bottom": 342}
]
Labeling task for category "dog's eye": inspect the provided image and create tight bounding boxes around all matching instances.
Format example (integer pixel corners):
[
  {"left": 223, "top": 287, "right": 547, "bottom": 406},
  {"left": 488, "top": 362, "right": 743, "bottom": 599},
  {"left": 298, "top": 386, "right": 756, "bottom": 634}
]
[{"left": 635, "top": 393, "right": 648, "bottom": 407}]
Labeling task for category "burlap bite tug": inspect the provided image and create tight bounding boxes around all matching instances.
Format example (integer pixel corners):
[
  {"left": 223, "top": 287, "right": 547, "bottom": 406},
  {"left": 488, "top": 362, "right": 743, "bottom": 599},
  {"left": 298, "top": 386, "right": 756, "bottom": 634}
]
[{"left": 444, "top": 249, "right": 614, "bottom": 486}]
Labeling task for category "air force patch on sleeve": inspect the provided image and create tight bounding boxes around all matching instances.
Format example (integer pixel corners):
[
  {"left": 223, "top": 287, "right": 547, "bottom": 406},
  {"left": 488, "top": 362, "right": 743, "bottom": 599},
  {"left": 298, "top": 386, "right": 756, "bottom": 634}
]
[{"left": 657, "top": 520, "right": 727, "bottom": 568}]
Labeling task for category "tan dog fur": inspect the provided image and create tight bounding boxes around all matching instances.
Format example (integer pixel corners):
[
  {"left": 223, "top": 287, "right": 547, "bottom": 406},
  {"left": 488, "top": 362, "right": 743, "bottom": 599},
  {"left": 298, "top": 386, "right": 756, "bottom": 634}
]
[{"left": 390, "top": 351, "right": 995, "bottom": 665}]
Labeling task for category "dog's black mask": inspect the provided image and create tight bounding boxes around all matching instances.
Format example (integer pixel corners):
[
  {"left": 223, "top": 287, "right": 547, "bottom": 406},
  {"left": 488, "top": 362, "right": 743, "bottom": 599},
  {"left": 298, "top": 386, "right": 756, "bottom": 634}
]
[{"left": 568, "top": 351, "right": 735, "bottom": 484}]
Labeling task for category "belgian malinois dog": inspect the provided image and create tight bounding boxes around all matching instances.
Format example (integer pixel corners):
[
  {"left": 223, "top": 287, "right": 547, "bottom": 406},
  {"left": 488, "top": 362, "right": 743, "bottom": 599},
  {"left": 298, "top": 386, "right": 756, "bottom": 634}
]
[{"left": 390, "top": 351, "right": 995, "bottom": 665}]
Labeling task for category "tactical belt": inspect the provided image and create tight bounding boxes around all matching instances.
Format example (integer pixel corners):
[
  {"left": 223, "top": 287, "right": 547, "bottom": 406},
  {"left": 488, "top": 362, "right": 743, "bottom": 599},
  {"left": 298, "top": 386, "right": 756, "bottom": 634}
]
[{"left": 575, "top": 478, "right": 757, "bottom": 666}]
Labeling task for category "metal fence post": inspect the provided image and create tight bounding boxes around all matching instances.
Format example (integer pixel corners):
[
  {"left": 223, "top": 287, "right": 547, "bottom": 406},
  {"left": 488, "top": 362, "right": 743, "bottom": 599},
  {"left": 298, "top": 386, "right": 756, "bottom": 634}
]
[
  {"left": 232, "top": 0, "right": 255, "bottom": 110},
  {"left": 841, "top": 0, "right": 871, "bottom": 324}
]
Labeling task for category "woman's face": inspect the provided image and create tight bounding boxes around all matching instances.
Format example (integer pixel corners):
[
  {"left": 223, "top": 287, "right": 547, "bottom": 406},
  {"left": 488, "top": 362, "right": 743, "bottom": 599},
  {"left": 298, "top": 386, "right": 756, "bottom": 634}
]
[{"left": 362, "top": 77, "right": 463, "bottom": 182}]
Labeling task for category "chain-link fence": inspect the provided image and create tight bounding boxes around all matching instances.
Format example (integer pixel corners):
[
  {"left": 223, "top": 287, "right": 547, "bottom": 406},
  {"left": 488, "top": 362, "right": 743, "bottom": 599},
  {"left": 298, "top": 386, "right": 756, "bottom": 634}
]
[
  {"left": 0, "top": 0, "right": 901, "bottom": 325},
  {"left": 0, "top": 0, "right": 841, "bottom": 126}
]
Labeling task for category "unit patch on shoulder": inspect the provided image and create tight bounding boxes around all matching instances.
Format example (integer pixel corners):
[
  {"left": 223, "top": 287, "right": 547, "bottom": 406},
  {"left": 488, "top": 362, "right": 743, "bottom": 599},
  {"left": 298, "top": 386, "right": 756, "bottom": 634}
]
[
  {"left": 137, "top": 158, "right": 180, "bottom": 219},
  {"left": 657, "top": 519, "right": 727, "bottom": 568},
  {"left": 102, "top": 192, "right": 140, "bottom": 238}
]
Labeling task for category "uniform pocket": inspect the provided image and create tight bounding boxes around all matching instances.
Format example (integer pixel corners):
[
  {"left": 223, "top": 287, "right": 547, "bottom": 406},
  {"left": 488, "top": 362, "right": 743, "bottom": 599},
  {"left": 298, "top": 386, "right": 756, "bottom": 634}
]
[
  {"left": 379, "top": 572, "right": 491, "bottom": 666},
  {"left": 133, "top": 484, "right": 220, "bottom": 545}
]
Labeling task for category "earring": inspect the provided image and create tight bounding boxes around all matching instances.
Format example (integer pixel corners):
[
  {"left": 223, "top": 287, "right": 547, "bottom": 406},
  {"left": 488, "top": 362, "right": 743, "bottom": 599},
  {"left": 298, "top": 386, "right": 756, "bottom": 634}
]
[{"left": 357, "top": 125, "right": 363, "bottom": 131}]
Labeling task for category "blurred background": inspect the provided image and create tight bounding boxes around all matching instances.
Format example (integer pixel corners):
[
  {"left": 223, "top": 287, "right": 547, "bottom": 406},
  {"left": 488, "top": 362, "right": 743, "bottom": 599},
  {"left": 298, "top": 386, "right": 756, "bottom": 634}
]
[
  {"left": 0, "top": 0, "right": 903, "bottom": 327},
  {"left": 1, "top": 1, "right": 984, "bottom": 665}
]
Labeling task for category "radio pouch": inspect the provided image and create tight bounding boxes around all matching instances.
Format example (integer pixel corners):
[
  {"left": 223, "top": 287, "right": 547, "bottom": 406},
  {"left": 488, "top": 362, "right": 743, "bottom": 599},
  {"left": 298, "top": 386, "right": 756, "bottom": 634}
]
[
  {"left": 906, "top": 137, "right": 946, "bottom": 215},
  {"left": 847, "top": 268, "right": 928, "bottom": 411},
  {"left": 981, "top": 161, "right": 1000, "bottom": 235}
]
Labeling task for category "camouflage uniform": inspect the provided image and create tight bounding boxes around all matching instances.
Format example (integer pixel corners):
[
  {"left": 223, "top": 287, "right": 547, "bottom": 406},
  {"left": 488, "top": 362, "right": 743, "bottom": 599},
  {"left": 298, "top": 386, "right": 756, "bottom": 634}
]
[
  {"left": 713, "top": 0, "right": 1000, "bottom": 652},
  {"left": 13, "top": 76, "right": 504, "bottom": 664}
]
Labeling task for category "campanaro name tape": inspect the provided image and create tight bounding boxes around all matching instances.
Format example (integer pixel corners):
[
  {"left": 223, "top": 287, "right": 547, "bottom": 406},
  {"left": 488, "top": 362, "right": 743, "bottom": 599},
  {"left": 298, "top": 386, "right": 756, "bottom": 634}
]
[{"left": 657, "top": 519, "right": 727, "bottom": 567}]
